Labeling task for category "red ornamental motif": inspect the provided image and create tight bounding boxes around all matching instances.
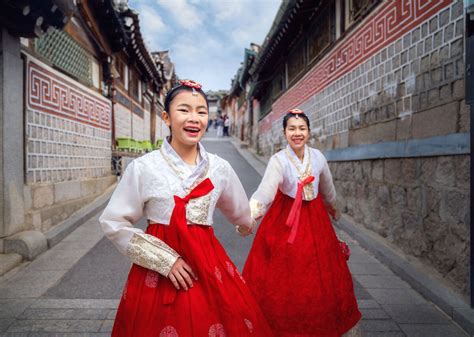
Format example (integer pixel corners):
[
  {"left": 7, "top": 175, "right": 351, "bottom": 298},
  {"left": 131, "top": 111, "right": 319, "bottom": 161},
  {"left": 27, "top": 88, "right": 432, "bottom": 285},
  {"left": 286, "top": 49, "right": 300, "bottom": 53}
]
[
  {"left": 144, "top": 270, "right": 159, "bottom": 288},
  {"left": 208, "top": 323, "right": 226, "bottom": 337},
  {"left": 160, "top": 326, "right": 178, "bottom": 337},
  {"left": 244, "top": 319, "right": 254, "bottom": 333},
  {"left": 225, "top": 261, "right": 235, "bottom": 277},
  {"left": 339, "top": 240, "right": 351, "bottom": 261},
  {"left": 288, "top": 108, "right": 304, "bottom": 115},
  {"left": 214, "top": 266, "right": 223, "bottom": 283},
  {"left": 179, "top": 79, "right": 202, "bottom": 90}
]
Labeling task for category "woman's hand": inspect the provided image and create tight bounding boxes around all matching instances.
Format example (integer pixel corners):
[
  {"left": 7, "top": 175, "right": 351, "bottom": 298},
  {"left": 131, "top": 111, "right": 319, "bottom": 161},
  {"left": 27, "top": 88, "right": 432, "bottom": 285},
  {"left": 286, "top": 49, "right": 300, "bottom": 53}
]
[
  {"left": 168, "top": 257, "right": 197, "bottom": 291},
  {"left": 327, "top": 204, "right": 341, "bottom": 221},
  {"left": 236, "top": 223, "right": 253, "bottom": 237}
]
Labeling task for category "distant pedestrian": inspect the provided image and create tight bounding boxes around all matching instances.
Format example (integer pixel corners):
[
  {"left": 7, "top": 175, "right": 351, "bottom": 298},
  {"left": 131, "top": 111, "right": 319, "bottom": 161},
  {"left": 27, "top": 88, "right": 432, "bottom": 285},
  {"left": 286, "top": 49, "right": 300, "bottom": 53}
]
[
  {"left": 216, "top": 116, "right": 224, "bottom": 138},
  {"left": 243, "top": 108, "right": 362, "bottom": 337},
  {"left": 223, "top": 115, "right": 230, "bottom": 137}
]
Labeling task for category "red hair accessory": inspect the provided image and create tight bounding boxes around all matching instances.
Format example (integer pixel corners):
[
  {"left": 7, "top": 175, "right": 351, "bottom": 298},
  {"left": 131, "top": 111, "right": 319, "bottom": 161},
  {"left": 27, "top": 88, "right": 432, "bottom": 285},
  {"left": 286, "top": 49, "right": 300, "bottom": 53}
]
[
  {"left": 288, "top": 108, "right": 304, "bottom": 118},
  {"left": 179, "top": 79, "right": 202, "bottom": 90}
]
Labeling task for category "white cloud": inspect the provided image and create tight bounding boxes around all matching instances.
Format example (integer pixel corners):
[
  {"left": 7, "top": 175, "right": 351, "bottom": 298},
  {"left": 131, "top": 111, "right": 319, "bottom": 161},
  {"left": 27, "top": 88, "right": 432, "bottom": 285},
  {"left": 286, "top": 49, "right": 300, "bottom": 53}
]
[
  {"left": 128, "top": 0, "right": 281, "bottom": 90},
  {"left": 135, "top": 4, "right": 167, "bottom": 50},
  {"left": 156, "top": 0, "right": 203, "bottom": 30},
  {"left": 206, "top": 0, "right": 246, "bottom": 23},
  {"left": 230, "top": 1, "right": 280, "bottom": 46}
]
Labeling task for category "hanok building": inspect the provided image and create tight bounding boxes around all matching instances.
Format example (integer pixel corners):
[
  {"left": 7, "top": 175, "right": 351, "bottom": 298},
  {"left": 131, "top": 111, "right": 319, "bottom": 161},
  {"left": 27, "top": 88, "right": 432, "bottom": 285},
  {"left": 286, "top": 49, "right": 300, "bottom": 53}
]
[
  {"left": 245, "top": 0, "right": 469, "bottom": 311},
  {"left": 0, "top": 0, "right": 174, "bottom": 273},
  {"left": 207, "top": 90, "right": 228, "bottom": 123},
  {"left": 225, "top": 44, "right": 259, "bottom": 145}
]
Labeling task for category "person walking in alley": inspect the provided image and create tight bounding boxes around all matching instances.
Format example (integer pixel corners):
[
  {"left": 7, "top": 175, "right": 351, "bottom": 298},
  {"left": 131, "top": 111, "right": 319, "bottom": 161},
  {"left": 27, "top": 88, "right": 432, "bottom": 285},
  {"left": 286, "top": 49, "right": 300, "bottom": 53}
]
[
  {"left": 223, "top": 115, "right": 230, "bottom": 136},
  {"left": 216, "top": 115, "right": 224, "bottom": 137},
  {"left": 243, "top": 109, "right": 361, "bottom": 337},
  {"left": 100, "top": 80, "right": 273, "bottom": 337}
]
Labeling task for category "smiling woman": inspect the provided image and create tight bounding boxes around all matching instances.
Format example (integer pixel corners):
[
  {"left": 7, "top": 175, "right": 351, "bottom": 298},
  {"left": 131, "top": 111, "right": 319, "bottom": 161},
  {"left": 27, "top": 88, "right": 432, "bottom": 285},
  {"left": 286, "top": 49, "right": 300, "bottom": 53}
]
[
  {"left": 243, "top": 108, "right": 362, "bottom": 337},
  {"left": 162, "top": 80, "right": 210, "bottom": 164},
  {"left": 100, "top": 80, "right": 274, "bottom": 337}
]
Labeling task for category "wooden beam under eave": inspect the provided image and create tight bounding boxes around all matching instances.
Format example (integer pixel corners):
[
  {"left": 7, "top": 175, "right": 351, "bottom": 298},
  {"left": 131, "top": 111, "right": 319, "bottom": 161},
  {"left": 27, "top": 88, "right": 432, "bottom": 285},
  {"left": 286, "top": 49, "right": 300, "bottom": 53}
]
[{"left": 77, "top": 0, "right": 114, "bottom": 56}]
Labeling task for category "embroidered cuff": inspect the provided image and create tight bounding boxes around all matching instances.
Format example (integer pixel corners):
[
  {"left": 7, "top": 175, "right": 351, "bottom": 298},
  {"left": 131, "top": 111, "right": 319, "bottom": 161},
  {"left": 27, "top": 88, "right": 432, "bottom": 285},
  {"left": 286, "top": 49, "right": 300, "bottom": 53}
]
[
  {"left": 126, "top": 233, "right": 180, "bottom": 277},
  {"left": 249, "top": 199, "right": 266, "bottom": 220}
]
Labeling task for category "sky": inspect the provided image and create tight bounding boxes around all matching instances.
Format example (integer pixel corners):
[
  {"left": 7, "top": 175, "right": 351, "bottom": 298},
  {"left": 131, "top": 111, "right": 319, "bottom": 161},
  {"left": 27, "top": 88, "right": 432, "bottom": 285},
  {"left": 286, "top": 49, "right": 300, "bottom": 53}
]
[{"left": 128, "top": 0, "right": 281, "bottom": 92}]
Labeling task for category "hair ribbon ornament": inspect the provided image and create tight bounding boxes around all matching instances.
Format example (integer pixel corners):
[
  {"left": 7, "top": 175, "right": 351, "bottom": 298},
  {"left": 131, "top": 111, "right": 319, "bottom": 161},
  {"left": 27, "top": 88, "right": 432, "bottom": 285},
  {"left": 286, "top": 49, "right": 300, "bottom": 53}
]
[
  {"left": 288, "top": 108, "right": 304, "bottom": 118},
  {"left": 179, "top": 79, "right": 202, "bottom": 96}
]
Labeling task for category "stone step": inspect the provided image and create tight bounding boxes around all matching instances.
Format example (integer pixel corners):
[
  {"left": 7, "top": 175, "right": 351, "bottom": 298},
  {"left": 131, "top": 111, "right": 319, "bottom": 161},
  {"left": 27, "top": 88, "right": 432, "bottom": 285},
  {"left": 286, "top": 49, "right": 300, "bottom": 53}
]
[{"left": 0, "top": 253, "right": 22, "bottom": 276}]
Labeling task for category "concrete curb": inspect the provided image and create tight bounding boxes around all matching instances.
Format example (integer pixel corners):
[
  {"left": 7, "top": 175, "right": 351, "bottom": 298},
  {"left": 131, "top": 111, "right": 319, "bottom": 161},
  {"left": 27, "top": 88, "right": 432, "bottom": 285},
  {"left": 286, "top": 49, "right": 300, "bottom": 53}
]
[
  {"left": 45, "top": 182, "right": 117, "bottom": 248},
  {"left": 230, "top": 138, "right": 474, "bottom": 336},
  {"left": 337, "top": 216, "right": 474, "bottom": 336},
  {"left": 4, "top": 231, "right": 48, "bottom": 260}
]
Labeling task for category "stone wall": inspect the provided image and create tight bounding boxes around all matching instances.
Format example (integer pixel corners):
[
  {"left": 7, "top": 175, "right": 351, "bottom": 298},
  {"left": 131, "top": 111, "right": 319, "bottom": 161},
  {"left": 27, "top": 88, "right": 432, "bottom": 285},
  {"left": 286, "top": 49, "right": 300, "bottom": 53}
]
[
  {"left": 23, "top": 176, "right": 116, "bottom": 232},
  {"left": 1, "top": 30, "right": 26, "bottom": 237},
  {"left": 132, "top": 109, "right": 145, "bottom": 140},
  {"left": 115, "top": 102, "right": 131, "bottom": 138},
  {"left": 24, "top": 55, "right": 114, "bottom": 233},
  {"left": 25, "top": 56, "right": 112, "bottom": 183}
]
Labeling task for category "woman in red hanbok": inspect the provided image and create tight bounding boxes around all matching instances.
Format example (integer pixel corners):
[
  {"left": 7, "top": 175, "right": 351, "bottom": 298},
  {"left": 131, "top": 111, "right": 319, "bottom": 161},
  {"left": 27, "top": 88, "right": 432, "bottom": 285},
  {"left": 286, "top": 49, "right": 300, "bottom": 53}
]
[
  {"left": 243, "top": 109, "right": 361, "bottom": 337},
  {"left": 100, "top": 80, "right": 273, "bottom": 337}
]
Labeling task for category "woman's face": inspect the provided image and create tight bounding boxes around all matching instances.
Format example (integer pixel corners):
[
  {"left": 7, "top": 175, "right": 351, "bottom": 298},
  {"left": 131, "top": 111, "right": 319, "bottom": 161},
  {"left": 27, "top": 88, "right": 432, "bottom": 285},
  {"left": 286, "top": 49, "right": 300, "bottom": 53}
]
[
  {"left": 163, "top": 90, "right": 209, "bottom": 146},
  {"left": 284, "top": 117, "right": 309, "bottom": 152}
]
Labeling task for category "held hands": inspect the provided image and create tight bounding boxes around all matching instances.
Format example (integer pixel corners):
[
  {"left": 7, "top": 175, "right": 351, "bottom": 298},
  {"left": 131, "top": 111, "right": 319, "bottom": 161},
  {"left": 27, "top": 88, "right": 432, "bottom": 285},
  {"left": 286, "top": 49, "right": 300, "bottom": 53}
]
[
  {"left": 168, "top": 257, "right": 197, "bottom": 291},
  {"left": 236, "top": 225, "right": 253, "bottom": 236},
  {"left": 235, "top": 219, "right": 255, "bottom": 237}
]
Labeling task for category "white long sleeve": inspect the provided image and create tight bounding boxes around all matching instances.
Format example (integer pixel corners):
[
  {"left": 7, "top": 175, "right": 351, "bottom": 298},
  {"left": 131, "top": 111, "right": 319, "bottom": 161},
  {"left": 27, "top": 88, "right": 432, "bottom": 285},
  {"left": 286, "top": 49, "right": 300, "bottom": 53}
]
[
  {"left": 216, "top": 161, "right": 253, "bottom": 228},
  {"left": 249, "top": 156, "right": 284, "bottom": 220},
  {"left": 319, "top": 158, "right": 337, "bottom": 205},
  {"left": 99, "top": 161, "right": 179, "bottom": 276},
  {"left": 100, "top": 160, "right": 144, "bottom": 253}
]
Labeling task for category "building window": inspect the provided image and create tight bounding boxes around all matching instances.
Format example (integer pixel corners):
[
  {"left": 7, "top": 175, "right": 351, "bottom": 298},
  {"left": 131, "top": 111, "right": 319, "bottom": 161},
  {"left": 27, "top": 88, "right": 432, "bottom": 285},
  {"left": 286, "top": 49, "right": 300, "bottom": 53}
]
[
  {"left": 129, "top": 70, "right": 140, "bottom": 101},
  {"left": 259, "top": 90, "right": 272, "bottom": 119},
  {"left": 307, "top": 4, "right": 334, "bottom": 64},
  {"left": 287, "top": 41, "right": 306, "bottom": 85},
  {"left": 35, "top": 29, "right": 92, "bottom": 85},
  {"left": 271, "top": 69, "right": 286, "bottom": 98},
  {"left": 237, "top": 90, "right": 246, "bottom": 109},
  {"left": 344, "top": 0, "right": 380, "bottom": 29},
  {"left": 92, "top": 58, "right": 100, "bottom": 89}
]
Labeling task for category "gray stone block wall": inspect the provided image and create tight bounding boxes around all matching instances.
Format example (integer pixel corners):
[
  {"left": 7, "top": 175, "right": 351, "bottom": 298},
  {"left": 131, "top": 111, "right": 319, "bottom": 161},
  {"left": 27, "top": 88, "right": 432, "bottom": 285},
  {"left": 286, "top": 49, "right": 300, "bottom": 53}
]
[
  {"left": 115, "top": 103, "right": 132, "bottom": 139},
  {"left": 132, "top": 111, "right": 145, "bottom": 141},
  {"left": 330, "top": 154, "right": 470, "bottom": 295},
  {"left": 25, "top": 109, "right": 112, "bottom": 184}
]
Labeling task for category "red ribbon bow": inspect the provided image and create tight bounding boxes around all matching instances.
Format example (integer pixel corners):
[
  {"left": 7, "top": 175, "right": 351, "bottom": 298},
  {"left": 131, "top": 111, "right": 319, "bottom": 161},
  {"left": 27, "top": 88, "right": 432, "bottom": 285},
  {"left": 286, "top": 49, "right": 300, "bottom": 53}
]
[
  {"left": 285, "top": 175, "right": 315, "bottom": 244},
  {"left": 288, "top": 108, "right": 304, "bottom": 115},
  {"left": 163, "top": 178, "right": 214, "bottom": 305},
  {"left": 179, "top": 79, "right": 202, "bottom": 90}
]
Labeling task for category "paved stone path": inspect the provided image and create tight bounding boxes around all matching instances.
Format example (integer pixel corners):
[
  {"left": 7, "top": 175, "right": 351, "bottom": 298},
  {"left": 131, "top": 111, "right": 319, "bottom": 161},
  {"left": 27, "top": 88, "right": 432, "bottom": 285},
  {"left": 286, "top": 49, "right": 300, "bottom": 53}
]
[{"left": 0, "top": 136, "right": 469, "bottom": 336}]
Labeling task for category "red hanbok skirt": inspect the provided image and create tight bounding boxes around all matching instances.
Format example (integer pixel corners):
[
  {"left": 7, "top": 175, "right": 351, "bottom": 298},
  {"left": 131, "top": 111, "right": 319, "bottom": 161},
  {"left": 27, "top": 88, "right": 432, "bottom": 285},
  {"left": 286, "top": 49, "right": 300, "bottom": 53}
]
[
  {"left": 243, "top": 191, "right": 361, "bottom": 337},
  {"left": 112, "top": 223, "right": 274, "bottom": 337}
]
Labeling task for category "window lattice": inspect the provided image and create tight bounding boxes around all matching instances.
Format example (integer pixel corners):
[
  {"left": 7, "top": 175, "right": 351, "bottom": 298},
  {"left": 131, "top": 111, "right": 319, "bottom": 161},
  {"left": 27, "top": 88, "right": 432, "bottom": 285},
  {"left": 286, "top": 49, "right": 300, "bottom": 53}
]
[{"left": 35, "top": 29, "right": 93, "bottom": 85}]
